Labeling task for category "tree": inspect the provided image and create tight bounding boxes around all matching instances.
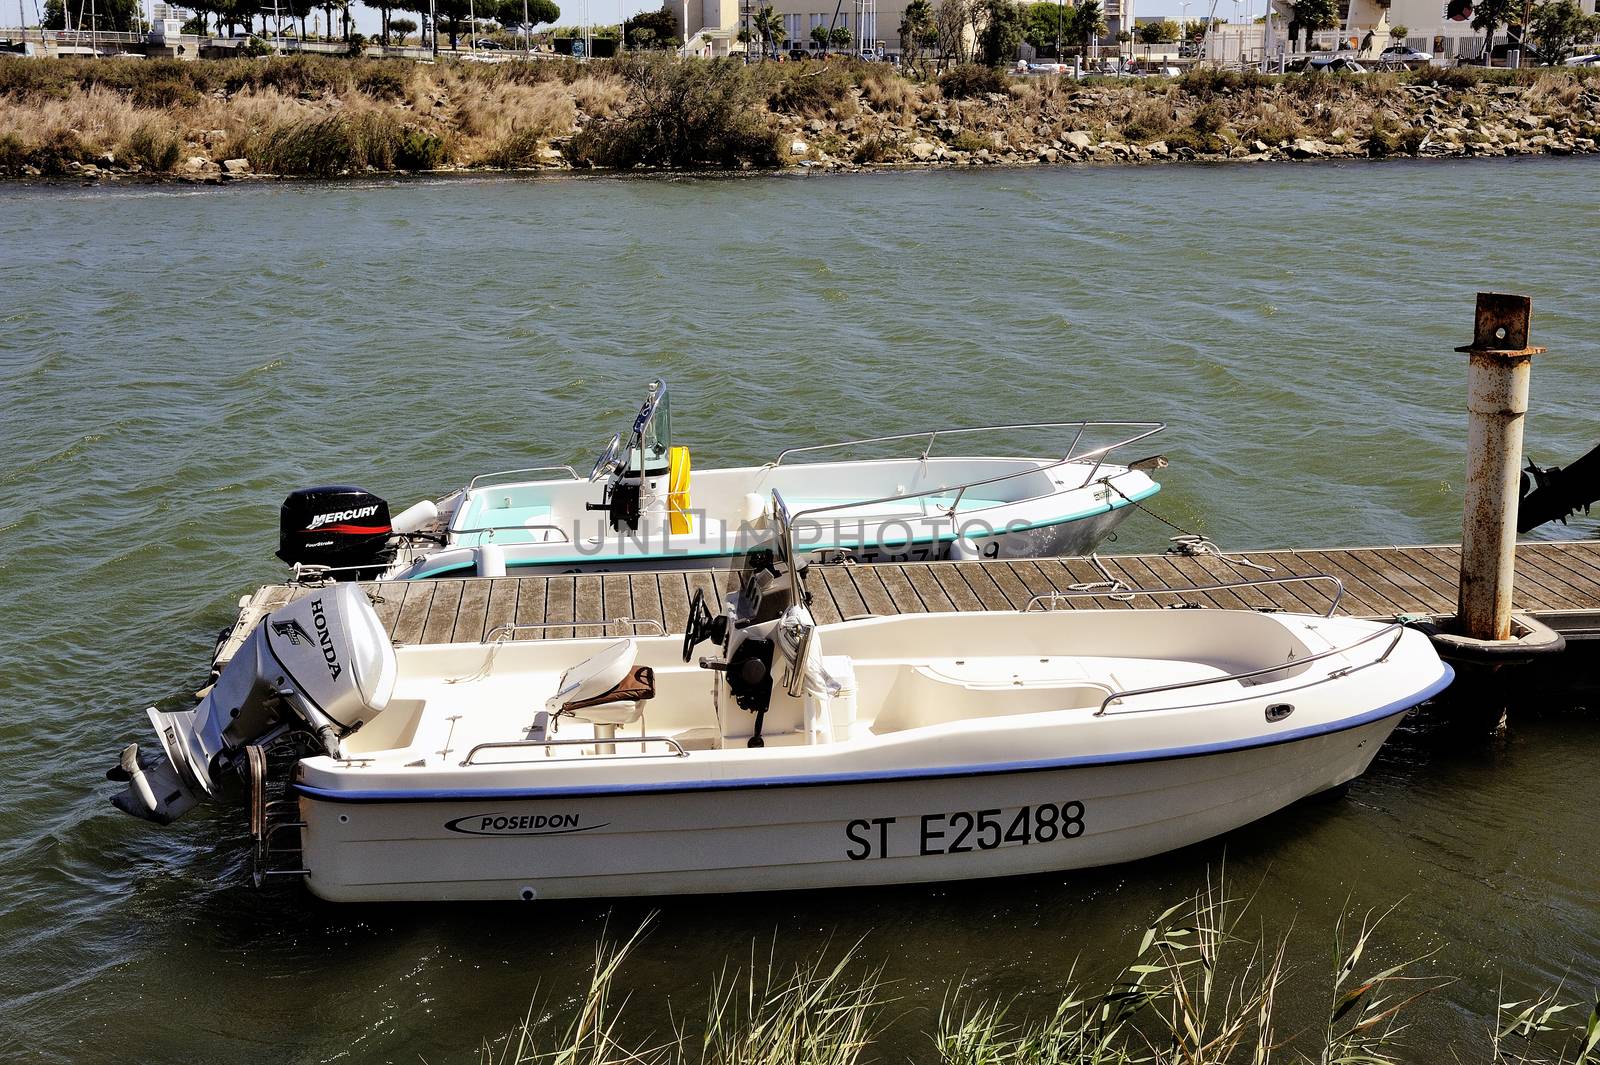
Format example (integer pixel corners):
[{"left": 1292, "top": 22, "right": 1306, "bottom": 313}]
[
  {"left": 899, "top": 0, "right": 935, "bottom": 66},
  {"left": 978, "top": 0, "right": 1025, "bottom": 63},
  {"left": 934, "top": 0, "right": 974, "bottom": 64},
  {"left": 215, "top": 0, "right": 260, "bottom": 36},
  {"left": 810, "top": 21, "right": 830, "bottom": 51},
  {"left": 625, "top": 7, "right": 677, "bottom": 47},
  {"left": 1389, "top": 21, "right": 1408, "bottom": 39},
  {"left": 390, "top": 13, "right": 416, "bottom": 37},
  {"left": 488, "top": 0, "right": 558, "bottom": 32},
  {"left": 44, "top": 0, "right": 141, "bottom": 30},
  {"left": 1471, "top": 0, "right": 1515, "bottom": 59},
  {"left": 1072, "top": 0, "right": 1106, "bottom": 52},
  {"left": 1286, "top": 0, "right": 1336, "bottom": 49},
  {"left": 432, "top": 0, "right": 470, "bottom": 47},
  {"left": 1528, "top": 0, "right": 1599, "bottom": 59},
  {"left": 1020, "top": 0, "right": 1062, "bottom": 51},
  {"left": 752, "top": 4, "right": 786, "bottom": 56}
]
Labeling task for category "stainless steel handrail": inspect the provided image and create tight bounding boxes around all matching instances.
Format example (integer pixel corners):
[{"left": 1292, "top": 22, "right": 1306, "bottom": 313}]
[
  {"left": 776, "top": 423, "right": 1165, "bottom": 534},
  {"left": 465, "top": 465, "right": 581, "bottom": 491},
  {"left": 460, "top": 735, "right": 687, "bottom": 766},
  {"left": 784, "top": 439, "right": 1161, "bottom": 536},
  {"left": 1023, "top": 575, "right": 1348, "bottom": 618},
  {"left": 1093, "top": 620, "right": 1411, "bottom": 717},
  {"left": 773, "top": 420, "right": 1164, "bottom": 467},
  {"left": 485, "top": 618, "right": 667, "bottom": 641},
  {"left": 450, "top": 521, "right": 573, "bottom": 544}
]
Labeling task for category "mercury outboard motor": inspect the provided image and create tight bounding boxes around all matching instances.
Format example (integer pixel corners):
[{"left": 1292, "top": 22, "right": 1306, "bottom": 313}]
[
  {"left": 108, "top": 583, "right": 397, "bottom": 825},
  {"left": 277, "top": 486, "right": 394, "bottom": 576}
]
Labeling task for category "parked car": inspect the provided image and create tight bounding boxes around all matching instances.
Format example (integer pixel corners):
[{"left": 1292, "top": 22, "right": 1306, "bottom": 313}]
[
  {"left": 473, "top": 37, "right": 501, "bottom": 49},
  {"left": 1378, "top": 44, "right": 1432, "bottom": 64},
  {"left": 787, "top": 47, "right": 808, "bottom": 60},
  {"left": 1564, "top": 52, "right": 1600, "bottom": 65}
]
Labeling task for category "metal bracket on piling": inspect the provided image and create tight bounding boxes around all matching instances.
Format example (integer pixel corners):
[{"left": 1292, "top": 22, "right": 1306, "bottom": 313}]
[{"left": 1454, "top": 292, "right": 1546, "bottom": 363}]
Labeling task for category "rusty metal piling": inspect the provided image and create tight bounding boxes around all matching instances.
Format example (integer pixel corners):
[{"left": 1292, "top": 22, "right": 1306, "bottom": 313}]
[{"left": 1455, "top": 293, "right": 1545, "bottom": 642}]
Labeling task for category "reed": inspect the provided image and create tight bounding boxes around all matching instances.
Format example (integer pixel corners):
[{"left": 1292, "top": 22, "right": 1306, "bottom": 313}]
[
  {"left": 477, "top": 879, "right": 1599, "bottom": 1065},
  {"left": 480, "top": 928, "right": 882, "bottom": 1065}
]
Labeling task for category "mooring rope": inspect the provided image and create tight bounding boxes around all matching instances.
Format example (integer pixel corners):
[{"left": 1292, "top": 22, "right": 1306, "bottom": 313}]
[{"left": 1099, "top": 479, "right": 1275, "bottom": 576}]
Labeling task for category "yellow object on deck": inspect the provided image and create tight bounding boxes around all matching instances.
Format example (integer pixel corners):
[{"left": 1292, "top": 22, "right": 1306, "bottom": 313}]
[{"left": 669, "top": 446, "right": 692, "bottom": 534}]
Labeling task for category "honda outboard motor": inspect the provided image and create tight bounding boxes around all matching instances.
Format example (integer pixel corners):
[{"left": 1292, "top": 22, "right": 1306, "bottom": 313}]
[
  {"left": 109, "top": 583, "right": 397, "bottom": 824},
  {"left": 277, "top": 486, "right": 393, "bottom": 576}
]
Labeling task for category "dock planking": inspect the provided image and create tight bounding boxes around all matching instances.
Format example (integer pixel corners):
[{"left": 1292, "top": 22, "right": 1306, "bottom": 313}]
[{"left": 216, "top": 540, "right": 1600, "bottom": 668}]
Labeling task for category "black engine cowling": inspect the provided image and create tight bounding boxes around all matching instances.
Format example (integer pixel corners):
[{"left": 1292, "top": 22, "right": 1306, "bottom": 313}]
[{"left": 277, "top": 486, "right": 393, "bottom": 574}]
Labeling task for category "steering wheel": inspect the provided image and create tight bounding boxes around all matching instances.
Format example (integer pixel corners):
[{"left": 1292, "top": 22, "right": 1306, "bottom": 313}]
[
  {"left": 589, "top": 432, "right": 622, "bottom": 483},
  {"left": 683, "top": 587, "right": 714, "bottom": 663}
]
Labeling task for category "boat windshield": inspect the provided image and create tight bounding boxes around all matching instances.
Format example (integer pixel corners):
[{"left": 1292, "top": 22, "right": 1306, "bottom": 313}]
[{"left": 626, "top": 379, "right": 671, "bottom": 474}]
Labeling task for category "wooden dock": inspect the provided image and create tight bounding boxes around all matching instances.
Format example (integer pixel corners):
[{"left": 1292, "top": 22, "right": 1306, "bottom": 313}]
[{"left": 217, "top": 540, "right": 1600, "bottom": 668}]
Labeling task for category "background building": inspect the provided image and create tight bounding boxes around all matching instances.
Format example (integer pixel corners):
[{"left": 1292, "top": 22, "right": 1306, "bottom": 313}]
[{"left": 664, "top": 0, "right": 900, "bottom": 55}]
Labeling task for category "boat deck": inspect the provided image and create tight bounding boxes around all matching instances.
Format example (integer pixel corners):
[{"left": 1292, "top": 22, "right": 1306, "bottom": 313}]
[{"left": 215, "top": 540, "right": 1600, "bottom": 669}]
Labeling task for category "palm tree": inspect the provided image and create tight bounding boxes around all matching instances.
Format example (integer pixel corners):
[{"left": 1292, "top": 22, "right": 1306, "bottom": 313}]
[
  {"left": 1471, "top": 0, "right": 1514, "bottom": 61},
  {"left": 1073, "top": 0, "right": 1106, "bottom": 54},
  {"left": 754, "top": 4, "right": 785, "bottom": 57}
]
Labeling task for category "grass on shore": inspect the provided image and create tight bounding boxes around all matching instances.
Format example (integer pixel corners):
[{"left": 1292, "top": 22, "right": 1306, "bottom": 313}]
[
  {"left": 2, "top": 54, "right": 1598, "bottom": 177},
  {"left": 476, "top": 877, "right": 1600, "bottom": 1065}
]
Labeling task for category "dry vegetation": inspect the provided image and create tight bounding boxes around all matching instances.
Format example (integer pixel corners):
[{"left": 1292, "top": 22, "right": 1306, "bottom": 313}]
[{"left": 1, "top": 53, "right": 1597, "bottom": 179}]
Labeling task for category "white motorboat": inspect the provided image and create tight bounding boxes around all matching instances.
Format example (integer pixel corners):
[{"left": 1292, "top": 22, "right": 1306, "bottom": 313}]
[
  {"left": 108, "top": 495, "right": 1452, "bottom": 902},
  {"left": 274, "top": 380, "right": 1166, "bottom": 579}
]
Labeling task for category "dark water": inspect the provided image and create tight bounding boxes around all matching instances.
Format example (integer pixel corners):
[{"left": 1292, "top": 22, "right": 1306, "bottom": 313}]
[{"left": 1, "top": 158, "right": 1597, "bottom": 1064}]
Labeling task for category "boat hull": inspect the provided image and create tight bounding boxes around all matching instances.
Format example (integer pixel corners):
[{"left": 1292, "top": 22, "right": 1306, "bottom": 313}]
[
  {"left": 392, "top": 486, "right": 1144, "bottom": 577},
  {"left": 296, "top": 712, "right": 1403, "bottom": 902}
]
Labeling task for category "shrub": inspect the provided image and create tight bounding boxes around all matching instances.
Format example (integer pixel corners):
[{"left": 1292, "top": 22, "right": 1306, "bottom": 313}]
[
  {"left": 1416, "top": 65, "right": 1481, "bottom": 90},
  {"left": 395, "top": 128, "right": 449, "bottom": 169},
  {"left": 247, "top": 111, "right": 414, "bottom": 175},
  {"left": 28, "top": 128, "right": 91, "bottom": 174},
  {"left": 767, "top": 67, "right": 858, "bottom": 118},
  {"left": 938, "top": 63, "right": 1007, "bottom": 99},
  {"left": 485, "top": 127, "right": 546, "bottom": 168},
  {"left": 239, "top": 36, "right": 273, "bottom": 57},
  {"left": 0, "top": 132, "right": 28, "bottom": 173},
  {"left": 221, "top": 55, "right": 351, "bottom": 98},
  {"left": 123, "top": 123, "right": 182, "bottom": 171},
  {"left": 860, "top": 71, "right": 918, "bottom": 113},
  {"left": 567, "top": 55, "right": 782, "bottom": 170},
  {"left": 853, "top": 135, "right": 894, "bottom": 163},
  {"left": 355, "top": 64, "right": 411, "bottom": 101},
  {"left": 1190, "top": 99, "right": 1229, "bottom": 134},
  {"left": 568, "top": 74, "right": 628, "bottom": 116},
  {"left": 1246, "top": 105, "right": 1306, "bottom": 144},
  {"left": 129, "top": 77, "right": 203, "bottom": 109},
  {"left": 949, "top": 128, "right": 990, "bottom": 151},
  {"left": 1364, "top": 112, "right": 1400, "bottom": 156},
  {"left": 1122, "top": 98, "right": 1176, "bottom": 142},
  {"left": 1180, "top": 65, "right": 1267, "bottom": 98}
]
